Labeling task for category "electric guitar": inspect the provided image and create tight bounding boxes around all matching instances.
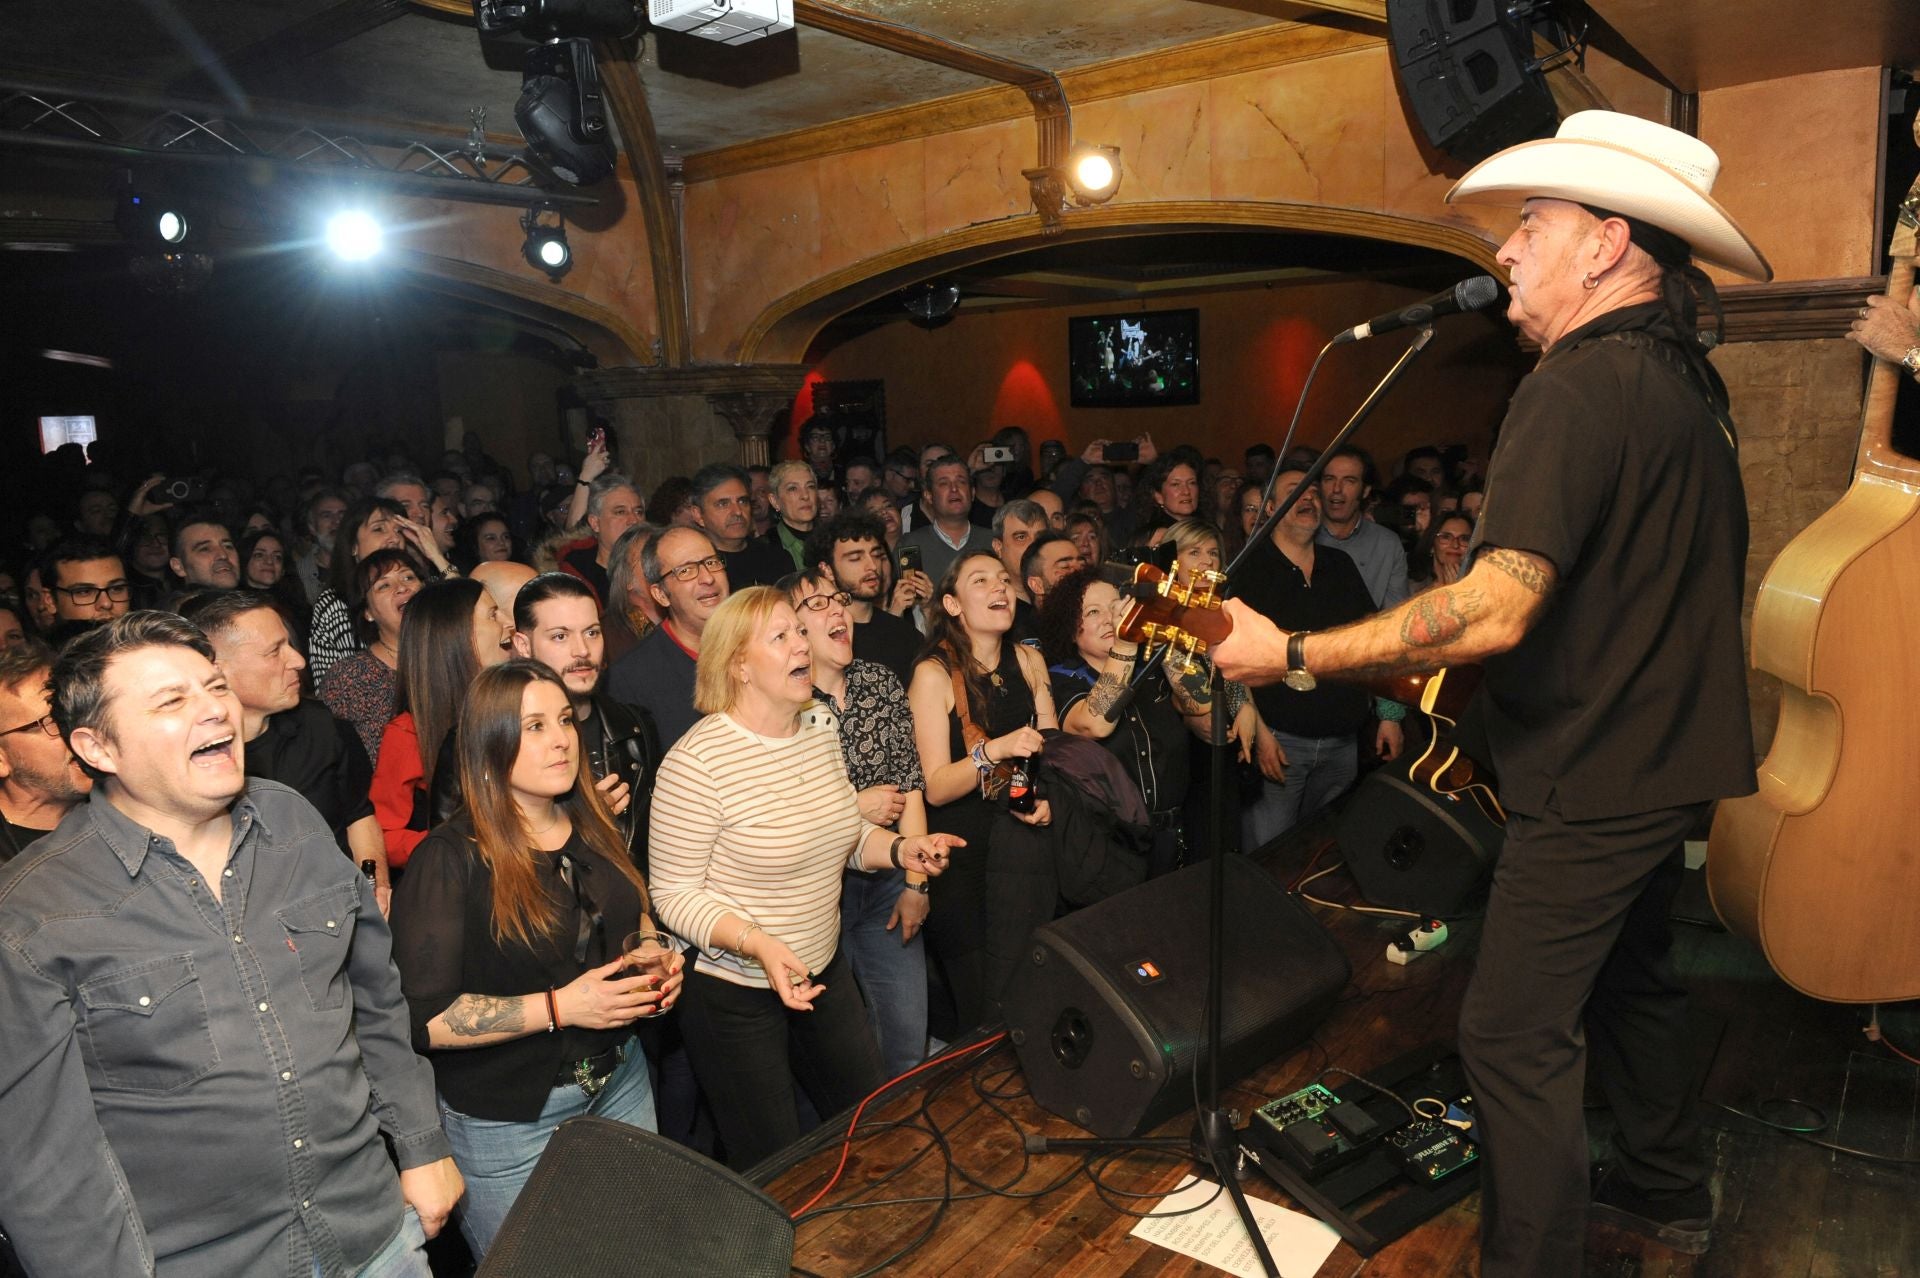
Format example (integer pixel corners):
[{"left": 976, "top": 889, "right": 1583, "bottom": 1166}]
[{"left": 1115, "top": 562, "right": 1504, "bottom": 823}]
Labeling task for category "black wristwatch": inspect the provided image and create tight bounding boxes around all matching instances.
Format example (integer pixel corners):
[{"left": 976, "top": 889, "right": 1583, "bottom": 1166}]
[
  {"left": 903, "top": 879, "right": 931, "bottom": 895},
  {"left": 1282, "top": 631, "right": 1316, "bottom": 692}
]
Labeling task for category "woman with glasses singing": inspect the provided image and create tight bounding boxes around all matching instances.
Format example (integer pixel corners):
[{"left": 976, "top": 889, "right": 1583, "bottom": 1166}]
[
  {"left": 389, "top": 661, "right": 678, "bottom": 1260},
  {"left": 780, "top": 569, "right": 932, "bottom": 1079},
  {"left": 647, "top": 587, "right": 957, "bottom": 1170}
]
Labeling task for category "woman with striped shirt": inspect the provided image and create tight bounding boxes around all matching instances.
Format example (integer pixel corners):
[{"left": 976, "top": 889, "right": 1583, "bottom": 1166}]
[{"left": 648, "top": 586, "right": 959, "bottom": 1168}]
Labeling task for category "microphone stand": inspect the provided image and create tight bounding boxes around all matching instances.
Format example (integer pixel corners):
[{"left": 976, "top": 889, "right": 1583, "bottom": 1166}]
[{"left": 1026, "top": 326, "right": 1438, "bottom": 1278}]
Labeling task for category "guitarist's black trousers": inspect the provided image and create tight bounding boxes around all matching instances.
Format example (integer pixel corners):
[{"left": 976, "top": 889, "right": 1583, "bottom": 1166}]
[{"left": 1457, "top": 795, "right": 1709, "bottom": 1277}]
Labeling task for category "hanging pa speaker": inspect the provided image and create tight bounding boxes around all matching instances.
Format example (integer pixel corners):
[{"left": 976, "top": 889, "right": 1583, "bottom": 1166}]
[
  {"left": 1337, "top": 769, "right": 1504, "bottom": 917},
  {"left": 478, "top": 1116, "right": 794, "bottom": 1277},
  {"left": 1385, "top": 0, "right": 1559, "bottom": 162},
  {"left": 1004, "top": 855, "right": 1349, "bottom": 1138}
]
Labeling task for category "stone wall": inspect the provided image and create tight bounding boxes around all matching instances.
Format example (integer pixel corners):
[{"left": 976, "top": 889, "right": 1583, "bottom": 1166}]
[{"left": 1720, "top": 337, "right": 1868, "bottom": 751}]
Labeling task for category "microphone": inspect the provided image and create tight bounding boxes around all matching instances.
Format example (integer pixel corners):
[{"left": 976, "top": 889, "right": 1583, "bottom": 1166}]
[{"left": 1331, "top": 275, "right": 1502, "bottom": 345}]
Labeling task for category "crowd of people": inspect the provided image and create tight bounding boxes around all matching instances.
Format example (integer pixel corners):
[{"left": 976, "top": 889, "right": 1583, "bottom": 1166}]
[{"left": 0, "top": 420, "right": 1478, "bottom": 1275}]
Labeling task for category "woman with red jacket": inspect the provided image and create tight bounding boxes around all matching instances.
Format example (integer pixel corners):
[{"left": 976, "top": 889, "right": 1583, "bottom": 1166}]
[{"left": 370, "top": 577, "right": 512, "bottom": 869}]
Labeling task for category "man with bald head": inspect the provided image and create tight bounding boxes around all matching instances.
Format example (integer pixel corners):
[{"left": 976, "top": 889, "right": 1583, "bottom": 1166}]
[{"left": 471, "top": 560, "right": 537, "bottom": 641}]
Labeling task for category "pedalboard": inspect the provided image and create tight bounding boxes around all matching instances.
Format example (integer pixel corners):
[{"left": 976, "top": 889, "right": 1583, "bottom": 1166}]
[
  {"left": 1385, "top": 1119, "right": 1478, "bottom": 1183},
  {"left": 1251, "top": 1083, "right": 1383, "bottom": 1175}
]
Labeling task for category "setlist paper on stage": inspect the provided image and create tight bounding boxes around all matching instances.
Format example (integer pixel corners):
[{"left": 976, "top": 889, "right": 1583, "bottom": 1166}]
[{"left": 1129, "top": 1176, "right": 1341, "bottom": 1278}]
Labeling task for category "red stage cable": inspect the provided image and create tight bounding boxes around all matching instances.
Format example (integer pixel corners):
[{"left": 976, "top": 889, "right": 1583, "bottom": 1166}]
[{"left": 789, "top": 1032, "right": 1009, "bottom": 1220}]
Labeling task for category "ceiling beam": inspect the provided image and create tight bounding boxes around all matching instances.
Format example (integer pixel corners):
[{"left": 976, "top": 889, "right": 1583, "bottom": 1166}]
[
  {"left": 169, "top": 0, "right": 414, "bottom": 94},
  {"left": 593, "top": 39, "right": 690, "bottom": 367}
]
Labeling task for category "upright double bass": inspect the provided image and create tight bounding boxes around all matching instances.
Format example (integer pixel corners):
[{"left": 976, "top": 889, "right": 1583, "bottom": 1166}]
[{"left": 1706, "top": 141, "right": 1920, "bottom": 1003}]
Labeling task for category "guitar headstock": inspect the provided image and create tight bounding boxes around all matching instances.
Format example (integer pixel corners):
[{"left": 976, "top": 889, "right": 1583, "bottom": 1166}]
[{"left": 1115, "top": 561, "right": 1232, "bottom": 668}]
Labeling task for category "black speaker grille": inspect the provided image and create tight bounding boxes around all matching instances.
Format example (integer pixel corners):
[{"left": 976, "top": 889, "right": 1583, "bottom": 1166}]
[{"left": 478, "top": 1116, "right": 795, "bottom": 1277}]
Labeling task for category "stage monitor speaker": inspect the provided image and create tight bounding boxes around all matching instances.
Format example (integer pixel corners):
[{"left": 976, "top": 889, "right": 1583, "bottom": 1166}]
[
  {"left": 1337, "top": 769, "right": 1503, "bottom": 917},
  {"left": 1004, "top": 855, "right": 1349, "bottom": 1139},
  {"left": 1385, "top": 0, "right": 1559, "bottom": 162},
  {"left": 477, "top": 1116, "right": 794, "bottom": 1277}
]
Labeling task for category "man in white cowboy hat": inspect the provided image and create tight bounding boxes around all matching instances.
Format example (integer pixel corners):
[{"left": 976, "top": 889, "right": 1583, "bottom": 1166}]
[{"left": 1214, "top": 110, "right": 1770, "bottom": 1273}]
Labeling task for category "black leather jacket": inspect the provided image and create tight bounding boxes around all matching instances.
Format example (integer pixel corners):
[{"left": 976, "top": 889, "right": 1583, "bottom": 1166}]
[{"left": 425, "top": 693, "right": 661, "bottom": 875}]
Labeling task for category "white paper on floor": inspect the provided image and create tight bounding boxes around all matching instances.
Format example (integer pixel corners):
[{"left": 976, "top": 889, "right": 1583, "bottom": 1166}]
[{"left": 1129, "top": 1175, "right": 1341, "bottom": 1278}]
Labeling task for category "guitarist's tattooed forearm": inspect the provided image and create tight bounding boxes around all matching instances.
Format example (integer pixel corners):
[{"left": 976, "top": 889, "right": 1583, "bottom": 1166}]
[
  {"left": 1399, "top": 587, "right": 1485, "bottom": 649},
  {"left": 1481, "top": 547, "right": 1554, "bottom": 596}
]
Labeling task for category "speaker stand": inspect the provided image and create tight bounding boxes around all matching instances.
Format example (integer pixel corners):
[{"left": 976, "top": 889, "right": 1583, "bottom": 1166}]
[{"left": 1023, "top": 328, "right": 1439, "bottom": 1278}]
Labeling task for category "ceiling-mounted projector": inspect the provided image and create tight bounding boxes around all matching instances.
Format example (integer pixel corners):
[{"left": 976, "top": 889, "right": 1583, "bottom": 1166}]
[{"left": 648, "top": 0, "right": 793, "bottom": 44}]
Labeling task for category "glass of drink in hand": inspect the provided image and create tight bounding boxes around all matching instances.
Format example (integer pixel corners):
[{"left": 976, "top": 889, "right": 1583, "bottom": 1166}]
[{"left": 620, "top": 930, "right": 678, "bottom": 1016}]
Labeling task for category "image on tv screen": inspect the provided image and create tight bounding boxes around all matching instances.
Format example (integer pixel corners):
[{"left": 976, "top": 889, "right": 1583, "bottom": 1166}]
[{"left": 1069, "top": 309, "right": 1199, "bottom": 407}]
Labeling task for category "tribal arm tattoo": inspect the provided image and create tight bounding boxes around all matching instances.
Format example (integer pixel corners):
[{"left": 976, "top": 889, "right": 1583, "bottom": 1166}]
[{"left": 1306, "top": 547, "right": 1557, "bottom": 682}]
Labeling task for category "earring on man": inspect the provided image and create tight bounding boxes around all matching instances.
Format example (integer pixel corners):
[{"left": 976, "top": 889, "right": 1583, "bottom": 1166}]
[{"left": 1582, "top": 272, "right": 1600, "bottom": 290}]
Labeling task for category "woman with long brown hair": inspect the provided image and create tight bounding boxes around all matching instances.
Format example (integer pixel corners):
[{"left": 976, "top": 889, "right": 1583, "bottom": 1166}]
[
  {"left": 390, "top": 660, "right": 679, "bottom": 1260},
  {"left": 907, "top": 549, "right": 1058, "bottom": 1032},
  {"left": 368, "top": 577, "right": 511, "bottom": 870}
]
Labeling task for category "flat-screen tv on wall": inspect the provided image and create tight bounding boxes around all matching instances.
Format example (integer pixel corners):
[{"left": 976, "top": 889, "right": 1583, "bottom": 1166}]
[{"left": 1068, "top": 309, "right": 1199, "bottom": 407}]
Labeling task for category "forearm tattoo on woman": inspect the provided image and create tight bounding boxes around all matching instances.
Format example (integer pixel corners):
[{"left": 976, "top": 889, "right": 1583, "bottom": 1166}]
[{"left": 444, "top": 994, "right": 526, "bottom": 1037}]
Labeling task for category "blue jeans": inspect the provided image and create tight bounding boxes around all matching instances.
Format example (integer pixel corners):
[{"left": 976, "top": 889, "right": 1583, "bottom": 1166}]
[
  {"left": 313, "top": 1208, "right": 429, "bottom": 1278},
  {"left": 438, "top": 1041, "right": 656, "bottom": 1261},
  {"left": 839, "top": 868, "right": 929, "bottom": 1079},
  {"left": 1242, "top": 731, "right": 1358, "bottom": 850}
]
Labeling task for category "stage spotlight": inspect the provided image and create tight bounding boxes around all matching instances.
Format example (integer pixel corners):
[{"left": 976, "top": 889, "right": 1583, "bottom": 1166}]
[
  {"left": 521, "top": 205, "right": 572, "bottom": 278},
  {"left": 1067, "top": 144, "right": 1122, "bottom": 204},
  {"left": 516, "top": 38, "right": 616, "bottom": 187},
  {"left": 117, "top": 192, "right": 191, "bottom": 245},
  {"left": 324, "top": 210, "right": 384, "bottom": 262}
]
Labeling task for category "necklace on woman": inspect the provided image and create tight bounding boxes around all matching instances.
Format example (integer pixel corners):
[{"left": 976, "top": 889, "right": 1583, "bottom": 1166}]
[
  {"left": 528, "top": 807, "right": 563, "bottom": 839},
  {"left": 371, "top": 638, "right": 396, "bottom": 664}
]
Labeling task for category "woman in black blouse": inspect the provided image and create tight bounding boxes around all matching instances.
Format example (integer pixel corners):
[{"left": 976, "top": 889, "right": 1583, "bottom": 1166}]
[
  {"left": 907, "top": 549, "right": 1057, "bottom": 1033},
  {"left": 390, "top": 660, "right": 678, "bottom": 1260}
]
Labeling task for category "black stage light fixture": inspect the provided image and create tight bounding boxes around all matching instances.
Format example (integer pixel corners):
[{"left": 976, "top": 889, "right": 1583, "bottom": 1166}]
[
  {"left": 116, "top": 190, "right": 191, "bottom": 245},
  {"left": 521, "top": 205, "right": 572, "bottom": 277},
  {"left": 515, "top": 37, "right": 617, "bottom": 186},
  {"left": 475, "top": 0, "right": 639, "bottom": 40},
  {"left": 902, "top": 282, "right": 960, "bottom": 330}
]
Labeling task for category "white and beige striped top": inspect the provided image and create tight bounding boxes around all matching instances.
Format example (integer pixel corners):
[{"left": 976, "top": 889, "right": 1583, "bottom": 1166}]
[{"left": 648, "top": 712, "right": 881, "bottom": 988}]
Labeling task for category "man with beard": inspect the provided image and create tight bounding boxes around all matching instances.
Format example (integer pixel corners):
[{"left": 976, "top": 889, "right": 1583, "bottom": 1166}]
[
  {"left": 607, "top": 525, "right": 732, "bottom": 750},
  {"left": 0, "top": 641, "right": 90, "bottom": 862},
  {"left": 805, "top": 513, "right": 923, "bottom": 687},
  {"left": 512, "top": 573, "right": 656, "bottom": 871},
  {"left": 690, "top": 463, "right": 792, "bottom": 589},
  {"left": 168, "top": 516, "right": 241, "bottom": 595}
]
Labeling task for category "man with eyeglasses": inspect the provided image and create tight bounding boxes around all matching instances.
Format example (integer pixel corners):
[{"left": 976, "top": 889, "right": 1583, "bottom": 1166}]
[
  {"left": 0, "top": 640, "right": 90, "bottom": 862},
  {"left": 608, "top": 526, "right": 731, "bottom": 751},
  {"left": 35, "top": 538, "right": 133, "bottom": 633}
]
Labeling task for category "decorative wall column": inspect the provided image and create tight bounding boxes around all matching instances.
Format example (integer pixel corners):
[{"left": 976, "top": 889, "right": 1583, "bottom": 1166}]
[{"left": 572, "top": 364, "right": 808, "bottom": 480}]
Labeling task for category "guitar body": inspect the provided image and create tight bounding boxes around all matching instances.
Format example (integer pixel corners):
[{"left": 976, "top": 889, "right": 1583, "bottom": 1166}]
[{"left": 1706, "top": 169, "right": 1920, "bottom": 1003}]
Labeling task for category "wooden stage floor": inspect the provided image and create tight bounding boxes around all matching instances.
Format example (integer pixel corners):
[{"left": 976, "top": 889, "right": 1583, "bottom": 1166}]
[{"left": 758, "top": 816, "right": 1920, "bottom": 1278}]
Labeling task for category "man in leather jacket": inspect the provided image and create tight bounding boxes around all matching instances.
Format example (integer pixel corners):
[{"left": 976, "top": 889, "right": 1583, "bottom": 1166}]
[{"left": 511, "top": 572, "right": 659, "bottom": 874}]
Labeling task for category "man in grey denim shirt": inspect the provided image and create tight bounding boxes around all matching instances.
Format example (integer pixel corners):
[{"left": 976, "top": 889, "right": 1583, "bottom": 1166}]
[{"left": 0, "top": 612, "right": 462, "bottom": 1277}]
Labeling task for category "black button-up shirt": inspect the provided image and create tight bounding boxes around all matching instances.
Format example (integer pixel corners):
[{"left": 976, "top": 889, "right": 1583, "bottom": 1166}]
[{"left": 0, "top": 779, "right": 450, "bottom": 1278}]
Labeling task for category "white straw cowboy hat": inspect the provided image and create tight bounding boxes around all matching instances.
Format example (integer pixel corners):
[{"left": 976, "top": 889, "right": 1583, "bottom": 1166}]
[{"left": 1445, "top": 110, "right": 1773, "bottom": 282}]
